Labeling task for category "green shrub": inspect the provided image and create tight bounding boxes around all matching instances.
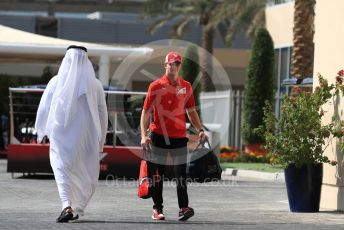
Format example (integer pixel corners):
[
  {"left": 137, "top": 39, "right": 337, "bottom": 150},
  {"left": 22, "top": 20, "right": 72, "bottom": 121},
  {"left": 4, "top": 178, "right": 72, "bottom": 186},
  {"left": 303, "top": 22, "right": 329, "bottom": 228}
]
[
  {"left": 180, "top": 44, "right": 200, "bottom": 113},
  {"left": 242, "top": 28, "right": 275, "bottom": 144}
]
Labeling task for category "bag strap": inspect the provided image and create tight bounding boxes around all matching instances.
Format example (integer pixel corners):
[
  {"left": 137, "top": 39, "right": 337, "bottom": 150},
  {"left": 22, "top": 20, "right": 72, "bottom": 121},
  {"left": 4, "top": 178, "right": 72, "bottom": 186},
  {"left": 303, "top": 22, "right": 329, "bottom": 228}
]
[
  {"left": 143, "top": 144, "right": 152, "bottom": 160},
  {"left": 202, "top": 138, "right": 211, "bottom": 149},
  {"left": 192, "top": 138, "right": 211, "bottom": 152}
]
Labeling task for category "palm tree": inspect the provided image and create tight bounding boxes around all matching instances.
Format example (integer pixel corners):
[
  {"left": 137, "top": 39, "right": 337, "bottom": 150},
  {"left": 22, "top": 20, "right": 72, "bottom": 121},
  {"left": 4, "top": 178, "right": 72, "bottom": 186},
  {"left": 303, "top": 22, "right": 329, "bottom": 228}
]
[
  {"left": 144, "top": 0, "right": 267, "bottom": 92},
  {"left": 291, "top": 0, "right": 316, "bottom": 79}
]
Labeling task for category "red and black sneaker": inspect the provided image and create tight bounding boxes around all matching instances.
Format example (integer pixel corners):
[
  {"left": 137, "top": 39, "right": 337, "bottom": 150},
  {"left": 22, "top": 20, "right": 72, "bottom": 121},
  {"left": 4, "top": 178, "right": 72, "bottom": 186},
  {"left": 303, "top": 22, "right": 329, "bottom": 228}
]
[
  {"left": 152, "top": 208, "right": 165, "bottom": 220},
  {"left": 178, "top": 207, "right": 194, "bottom": 221}
]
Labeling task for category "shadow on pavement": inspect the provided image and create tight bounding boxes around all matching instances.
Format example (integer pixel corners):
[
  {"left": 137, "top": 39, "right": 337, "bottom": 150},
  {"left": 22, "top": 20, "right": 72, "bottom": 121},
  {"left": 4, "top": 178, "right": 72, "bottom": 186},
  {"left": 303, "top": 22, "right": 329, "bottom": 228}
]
[
  {"left": 73, "top": 220, "right": 297, "bottom": 226},
  {"left": 16, "top": 174, "right": 54, "bottom": 180}
]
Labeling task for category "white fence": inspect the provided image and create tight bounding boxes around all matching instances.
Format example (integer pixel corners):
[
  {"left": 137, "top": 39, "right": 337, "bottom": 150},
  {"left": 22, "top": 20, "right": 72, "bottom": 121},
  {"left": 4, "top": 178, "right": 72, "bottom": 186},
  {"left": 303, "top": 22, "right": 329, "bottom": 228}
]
[
  {"left": 199, "top": 90, "right": 230, "bottom": 147},
  {"left": 200, "top": 90, "right": 283, "bottom": 149}
]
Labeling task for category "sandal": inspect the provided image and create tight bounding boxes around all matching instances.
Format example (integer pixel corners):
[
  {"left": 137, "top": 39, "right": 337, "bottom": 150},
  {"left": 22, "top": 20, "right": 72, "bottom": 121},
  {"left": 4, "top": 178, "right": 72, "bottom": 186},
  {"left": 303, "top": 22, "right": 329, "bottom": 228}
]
[
  {"left": 56, "top": 206, "right": 73, "bottom": 223},
  {"left": 71, "top": 213, "right": 79, "bottom": 221}
]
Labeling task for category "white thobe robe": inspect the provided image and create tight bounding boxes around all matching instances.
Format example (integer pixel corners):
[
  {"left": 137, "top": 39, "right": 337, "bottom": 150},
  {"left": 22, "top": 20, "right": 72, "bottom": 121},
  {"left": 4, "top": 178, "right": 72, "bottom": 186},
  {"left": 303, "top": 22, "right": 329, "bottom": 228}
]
[{"left": 35, "top": 51, "right": 108, "bottom": 215}]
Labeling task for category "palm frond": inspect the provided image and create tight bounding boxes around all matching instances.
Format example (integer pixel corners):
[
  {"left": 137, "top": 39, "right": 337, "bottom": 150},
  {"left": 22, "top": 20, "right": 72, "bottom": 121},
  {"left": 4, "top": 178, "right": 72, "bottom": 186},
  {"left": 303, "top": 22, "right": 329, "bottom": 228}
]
[
  {"left": 218, "top": 0, "right": 266, "bottom": 45},
  {"left": 224, "top": 21, "right": 241, "bottom": 47},
  {"left": 144, "top": 0, "right": 170, "bottom": 16},
  {"left": 171, "top": 16, "right": 195, "bottom": 38},
  {"left": 246, "top": 9, "right": 265, "bottom": 39},
  {"left": 206, "top": 0, "right": 241, "bottom": 29},
  {"left": 146, "top": 13, "right": 179, "bottom": 35},
  {"left": 236, "top": 2, "right": 266, "bottom": 39},
  {"left": 145, "top": 0, "right": 266, "bottom": 48}
]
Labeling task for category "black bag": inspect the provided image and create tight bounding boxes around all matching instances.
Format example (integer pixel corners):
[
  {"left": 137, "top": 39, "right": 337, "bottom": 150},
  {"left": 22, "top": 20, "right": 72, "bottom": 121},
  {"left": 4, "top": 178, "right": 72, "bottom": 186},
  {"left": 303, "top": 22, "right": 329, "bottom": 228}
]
[{"left": 187, "top": 139, "right": 222, "bottom": 183}]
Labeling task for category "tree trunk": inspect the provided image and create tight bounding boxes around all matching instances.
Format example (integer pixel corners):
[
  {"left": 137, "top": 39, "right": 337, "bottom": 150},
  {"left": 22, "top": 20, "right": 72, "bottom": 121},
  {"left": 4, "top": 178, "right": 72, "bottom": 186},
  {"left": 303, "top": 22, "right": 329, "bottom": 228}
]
[
  {"left": 291, "top": 0, "right": 316, "bottom": 79},
  {"left": 48, "top": 2, "right": 55, "bottom": 16},
  {"left": 201, "top": 26, "right": 215, "bottom": 92}
]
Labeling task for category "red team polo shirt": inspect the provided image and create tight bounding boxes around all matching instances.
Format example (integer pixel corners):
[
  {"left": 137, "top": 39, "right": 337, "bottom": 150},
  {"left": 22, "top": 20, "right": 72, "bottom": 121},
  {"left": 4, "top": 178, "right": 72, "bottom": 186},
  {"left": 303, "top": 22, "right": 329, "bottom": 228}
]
[{"left": 143, "top": 75, "right": 195, "bottom": 138}]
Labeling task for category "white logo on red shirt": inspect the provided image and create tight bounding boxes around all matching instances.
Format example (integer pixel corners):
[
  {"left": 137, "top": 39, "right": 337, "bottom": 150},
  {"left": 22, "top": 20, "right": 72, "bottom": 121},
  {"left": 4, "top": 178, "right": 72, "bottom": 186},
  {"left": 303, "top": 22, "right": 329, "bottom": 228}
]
[{"left": 177, "top": 87, "right": 186, "bottom": 95}]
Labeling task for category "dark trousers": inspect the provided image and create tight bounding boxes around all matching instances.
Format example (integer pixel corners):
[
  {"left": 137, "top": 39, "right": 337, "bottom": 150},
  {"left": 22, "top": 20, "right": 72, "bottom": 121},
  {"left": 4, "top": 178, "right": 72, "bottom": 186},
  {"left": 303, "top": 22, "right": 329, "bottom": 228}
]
[{"left": 147, "top": 132, "right": 189, "bottom": 210}]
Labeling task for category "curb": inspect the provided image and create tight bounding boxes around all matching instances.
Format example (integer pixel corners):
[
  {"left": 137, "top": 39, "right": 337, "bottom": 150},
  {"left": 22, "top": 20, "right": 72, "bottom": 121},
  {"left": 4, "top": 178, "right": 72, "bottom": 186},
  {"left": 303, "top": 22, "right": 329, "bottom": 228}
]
[{"left": 223, "top": 168, "right": 285, "bottom": 182}]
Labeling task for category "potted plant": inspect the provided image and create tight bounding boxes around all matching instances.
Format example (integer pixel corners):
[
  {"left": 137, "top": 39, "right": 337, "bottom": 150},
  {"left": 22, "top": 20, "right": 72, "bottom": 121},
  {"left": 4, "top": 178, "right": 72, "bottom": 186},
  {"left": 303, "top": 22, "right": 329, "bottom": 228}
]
[{"left": 256, "top": 73, "right": 344, "bottom": 212}]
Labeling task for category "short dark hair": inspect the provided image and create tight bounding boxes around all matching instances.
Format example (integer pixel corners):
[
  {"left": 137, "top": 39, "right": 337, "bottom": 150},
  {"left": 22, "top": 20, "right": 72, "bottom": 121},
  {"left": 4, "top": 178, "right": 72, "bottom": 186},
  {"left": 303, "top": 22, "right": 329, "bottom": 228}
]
[{"left": 67, "top": 45, "right": 87, "bottom": 52}]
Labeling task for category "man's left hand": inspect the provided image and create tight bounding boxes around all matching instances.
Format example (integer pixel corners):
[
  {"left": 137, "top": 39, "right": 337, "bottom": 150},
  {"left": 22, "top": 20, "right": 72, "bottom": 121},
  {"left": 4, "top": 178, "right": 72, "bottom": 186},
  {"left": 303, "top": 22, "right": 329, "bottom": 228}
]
[{"left": 199, "top": 130, "right": 208, "bottom": 142}]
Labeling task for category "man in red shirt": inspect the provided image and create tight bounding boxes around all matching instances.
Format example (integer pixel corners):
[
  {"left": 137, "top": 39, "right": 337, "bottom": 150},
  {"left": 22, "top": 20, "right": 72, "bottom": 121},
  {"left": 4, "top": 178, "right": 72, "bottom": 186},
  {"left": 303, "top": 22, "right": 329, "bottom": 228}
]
[{"left": 140, "top": 51, "right": 207, "bottom": 221}]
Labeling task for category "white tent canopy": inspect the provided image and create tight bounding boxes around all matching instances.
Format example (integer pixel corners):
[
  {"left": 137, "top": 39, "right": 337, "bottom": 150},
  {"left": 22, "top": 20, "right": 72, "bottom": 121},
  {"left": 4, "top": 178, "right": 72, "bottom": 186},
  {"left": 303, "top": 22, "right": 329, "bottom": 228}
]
[{"left": 0, "top": 24, "right": 153, "bottom": 84}]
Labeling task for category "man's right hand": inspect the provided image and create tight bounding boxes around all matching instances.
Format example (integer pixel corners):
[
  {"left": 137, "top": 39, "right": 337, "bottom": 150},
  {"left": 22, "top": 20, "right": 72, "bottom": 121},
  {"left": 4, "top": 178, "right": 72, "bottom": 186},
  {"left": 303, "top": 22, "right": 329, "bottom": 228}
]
[{"left": 141, "top": 135, "right": 152, "bottom": 148}]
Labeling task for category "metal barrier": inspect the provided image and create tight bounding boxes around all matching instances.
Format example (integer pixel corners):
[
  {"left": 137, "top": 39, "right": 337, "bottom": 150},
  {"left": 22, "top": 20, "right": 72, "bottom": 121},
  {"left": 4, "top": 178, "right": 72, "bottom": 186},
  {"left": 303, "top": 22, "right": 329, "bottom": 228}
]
[
  {"left": 8, "top": 87, "right": 147, "bottom": 147},
  {"left": 8, "top": 87, "right": 284, "bottom": 150},
  {"left": 7, "top": 87, "right": 147, "bottom": 177}
]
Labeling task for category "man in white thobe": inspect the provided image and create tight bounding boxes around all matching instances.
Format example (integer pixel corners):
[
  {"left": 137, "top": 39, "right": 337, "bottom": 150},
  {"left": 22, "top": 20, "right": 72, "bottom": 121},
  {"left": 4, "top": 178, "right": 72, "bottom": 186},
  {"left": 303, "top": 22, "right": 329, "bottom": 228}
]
[{"left": 35, "top": 45, "right": 108, "bottom": 223}]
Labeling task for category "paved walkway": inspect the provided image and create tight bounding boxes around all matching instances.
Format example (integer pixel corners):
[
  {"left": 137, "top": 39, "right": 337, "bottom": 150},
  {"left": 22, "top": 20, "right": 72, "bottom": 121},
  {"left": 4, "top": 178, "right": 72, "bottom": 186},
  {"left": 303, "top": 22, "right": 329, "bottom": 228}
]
[{"left": 0, "top": 159, "right": 343, "bottom": 230}]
